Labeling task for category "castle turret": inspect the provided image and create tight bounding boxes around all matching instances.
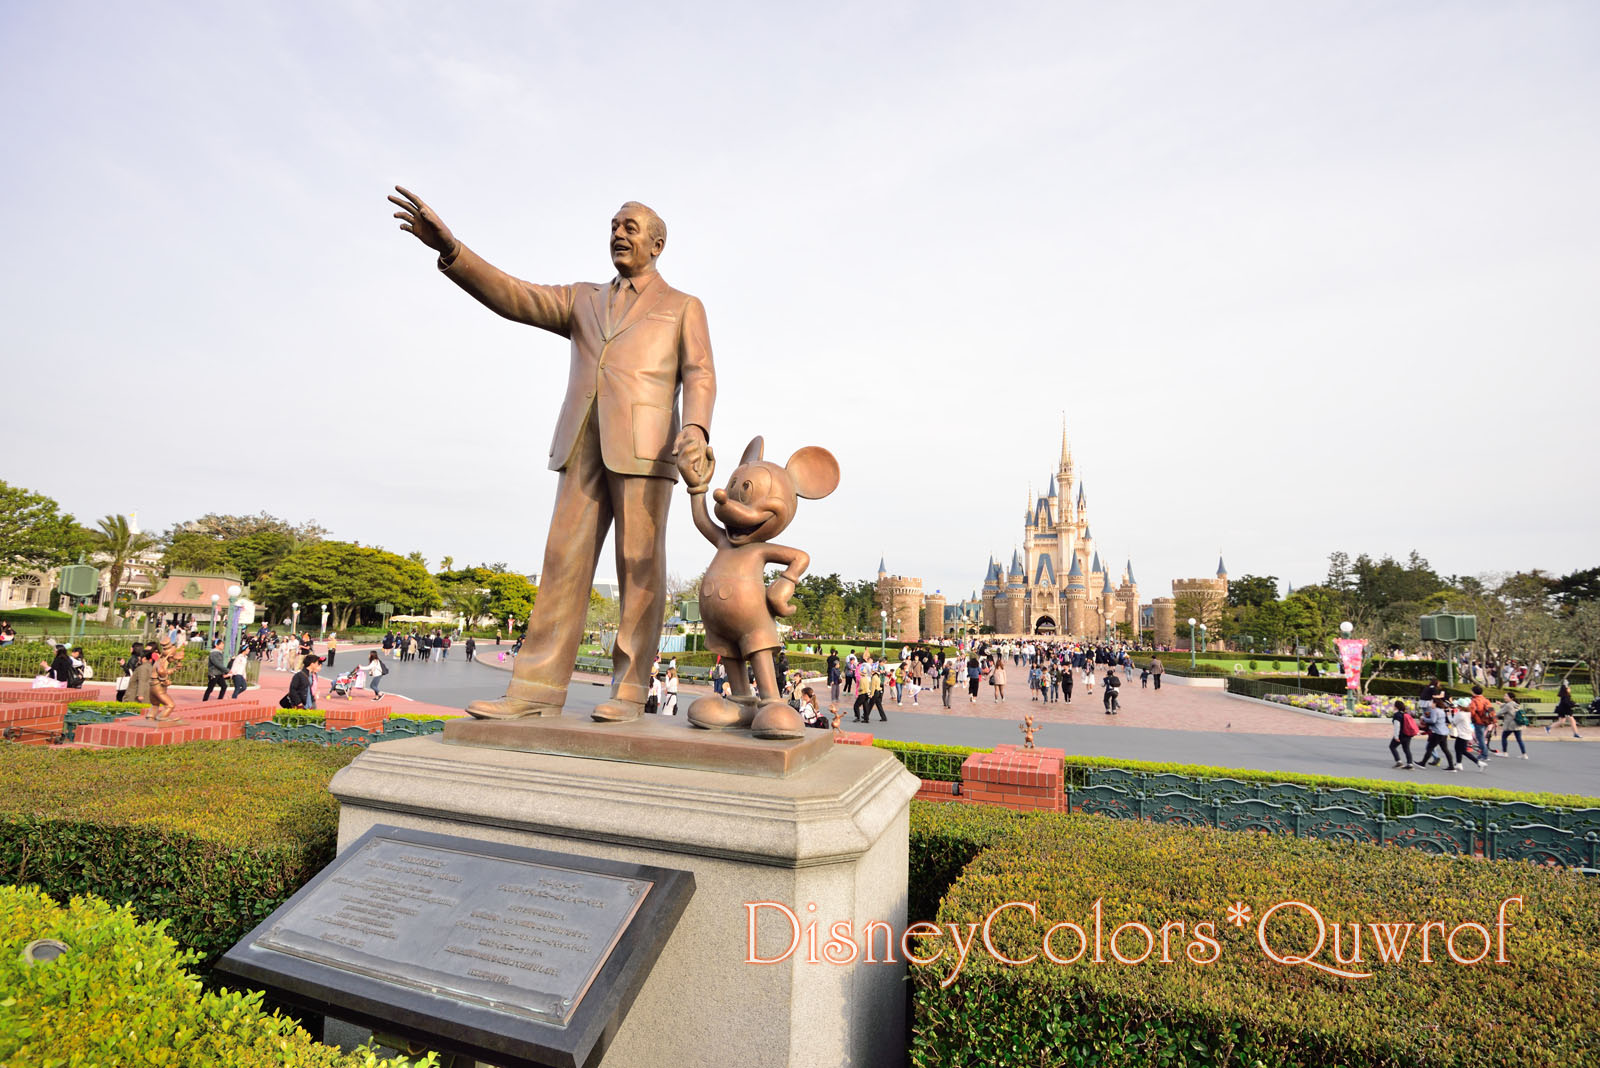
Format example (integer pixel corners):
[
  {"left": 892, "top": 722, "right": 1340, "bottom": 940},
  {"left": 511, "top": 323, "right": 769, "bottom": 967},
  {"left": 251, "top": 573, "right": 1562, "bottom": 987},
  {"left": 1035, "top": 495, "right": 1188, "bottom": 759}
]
[
  {"left": 1064, "top": 555, "right": 1087, "bottom": 637},
  {"left": 1152, "top": 597, "right": 1176, "bottom": 646},
  {"left": 1217, "top": 555, "right": 1228, "bottom": 584},
  {"left": 877, "top": 556, "right": 887, "bottom": 583},
  {"left": 877, "top": 562, "right": 923, "bottom": 641},
  {"left": 1117, "top": 558, "right": 1140, "bottom": 638},
  {"left": 981, "top": 556, "right": 1000, "bottom": 630},
  {"left": 922, "top": 590, "right": 947, "bottom": 641}
]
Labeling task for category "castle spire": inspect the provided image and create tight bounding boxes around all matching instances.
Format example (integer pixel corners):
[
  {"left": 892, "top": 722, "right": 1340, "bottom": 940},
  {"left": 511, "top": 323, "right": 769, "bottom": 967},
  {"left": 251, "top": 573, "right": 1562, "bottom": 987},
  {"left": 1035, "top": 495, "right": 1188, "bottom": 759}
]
[
  {"left": 1125, "top": 558, "right": 1136, "bottom": 585},
  {"left": 1059, "top": 417, "right": 1071, "bottom": 471},
  {"left": 1217, "top": 554, "right": 1227, "bottom": 577}
]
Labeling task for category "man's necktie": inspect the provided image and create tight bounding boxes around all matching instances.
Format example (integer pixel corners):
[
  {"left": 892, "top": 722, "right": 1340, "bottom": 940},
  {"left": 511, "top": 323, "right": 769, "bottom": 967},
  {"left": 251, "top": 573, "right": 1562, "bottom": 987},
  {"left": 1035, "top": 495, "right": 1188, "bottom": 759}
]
[{"left": 608, "top": 279, "right": 631, "bottom": 333}]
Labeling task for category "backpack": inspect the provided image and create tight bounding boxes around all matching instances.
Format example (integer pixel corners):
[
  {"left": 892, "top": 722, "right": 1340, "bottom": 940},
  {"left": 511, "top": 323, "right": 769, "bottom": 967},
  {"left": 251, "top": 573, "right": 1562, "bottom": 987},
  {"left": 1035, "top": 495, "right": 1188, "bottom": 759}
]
[
  {"left": 1513, "top": 706, "right": 1529, "bottom": 727},
  {"left": 1399, "top": 712, "right": 1421, "bottom": 738}
]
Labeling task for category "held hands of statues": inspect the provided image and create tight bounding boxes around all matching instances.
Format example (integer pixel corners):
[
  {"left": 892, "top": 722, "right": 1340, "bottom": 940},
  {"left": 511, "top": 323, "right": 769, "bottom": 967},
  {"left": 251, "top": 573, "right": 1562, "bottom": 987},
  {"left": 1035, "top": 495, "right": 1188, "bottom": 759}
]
[
  {"left": 389, "top": 185, "right": 460, "bottom": 261},
  {"left": 674, "top": 427, "right": 714, "bottom": 492}
]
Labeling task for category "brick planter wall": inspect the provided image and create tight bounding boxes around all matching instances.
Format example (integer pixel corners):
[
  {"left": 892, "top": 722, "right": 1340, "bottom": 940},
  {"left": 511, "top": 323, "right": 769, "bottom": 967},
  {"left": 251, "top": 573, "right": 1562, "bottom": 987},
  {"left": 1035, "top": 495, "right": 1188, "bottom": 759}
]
[
  {"left": 324, "top": 703, "right": 393, "bottom": 733},
  {"left": 959, "top": 748, "right": 1065, "bottom": 812}
]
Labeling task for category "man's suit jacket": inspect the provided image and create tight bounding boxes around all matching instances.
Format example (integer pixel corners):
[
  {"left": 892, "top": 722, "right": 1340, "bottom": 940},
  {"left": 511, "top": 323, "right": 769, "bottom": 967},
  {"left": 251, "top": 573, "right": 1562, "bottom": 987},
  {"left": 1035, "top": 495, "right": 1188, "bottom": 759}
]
[{"left": 443, "top": 245, "right": 716, "bottom": 480}]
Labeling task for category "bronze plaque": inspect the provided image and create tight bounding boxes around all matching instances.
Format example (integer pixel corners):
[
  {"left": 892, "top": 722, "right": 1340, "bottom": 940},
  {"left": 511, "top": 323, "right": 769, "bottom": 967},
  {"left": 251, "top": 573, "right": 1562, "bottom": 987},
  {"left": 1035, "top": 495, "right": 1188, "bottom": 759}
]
[{"left": 256, "top": 833, "right": 649, "bottom": 1027}]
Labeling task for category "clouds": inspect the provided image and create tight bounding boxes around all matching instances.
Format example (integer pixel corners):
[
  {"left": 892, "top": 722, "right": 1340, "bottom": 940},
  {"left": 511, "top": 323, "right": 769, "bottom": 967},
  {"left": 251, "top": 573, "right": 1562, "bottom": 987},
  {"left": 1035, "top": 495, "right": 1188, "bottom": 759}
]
[{"left": 2, "top": 2, "right": 1595, "bottom": 596}]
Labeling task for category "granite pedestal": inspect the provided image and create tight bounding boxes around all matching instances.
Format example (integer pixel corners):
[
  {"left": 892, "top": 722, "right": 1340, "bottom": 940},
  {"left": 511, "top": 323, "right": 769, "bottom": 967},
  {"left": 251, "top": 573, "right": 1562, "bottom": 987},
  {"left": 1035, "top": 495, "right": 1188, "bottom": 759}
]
[{"left": 329, "top": 723, "right": 920, "bottom": 1068}]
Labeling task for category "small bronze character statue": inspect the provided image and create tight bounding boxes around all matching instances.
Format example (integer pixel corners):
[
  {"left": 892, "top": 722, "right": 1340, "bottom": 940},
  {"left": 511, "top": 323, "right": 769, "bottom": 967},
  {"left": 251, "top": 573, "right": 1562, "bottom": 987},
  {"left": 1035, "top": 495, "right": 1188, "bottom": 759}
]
[
  {"left": 685, "top": 436, "right": 839, "bottom": 740},
  {"left": 829, "top": 704, "right": 843, "bottom": 739},
  {"left": 1019, "top": 715, "right": 1040, "bottom": 749}
]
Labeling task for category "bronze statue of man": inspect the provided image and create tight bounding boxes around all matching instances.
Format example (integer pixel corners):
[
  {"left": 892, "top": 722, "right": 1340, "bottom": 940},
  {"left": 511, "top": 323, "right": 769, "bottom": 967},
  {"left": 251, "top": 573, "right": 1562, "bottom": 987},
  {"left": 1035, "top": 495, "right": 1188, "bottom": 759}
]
[{"left": 390, "top": 187, "right": 715, "bottom": 722}]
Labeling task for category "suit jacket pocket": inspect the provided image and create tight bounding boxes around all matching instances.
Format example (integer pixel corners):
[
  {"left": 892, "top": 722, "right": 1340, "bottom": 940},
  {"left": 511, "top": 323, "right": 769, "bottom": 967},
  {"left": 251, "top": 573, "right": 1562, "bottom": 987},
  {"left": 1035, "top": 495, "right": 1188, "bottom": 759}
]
[{"left": 632, "top": 402, "right": 674, "bottom": 463}]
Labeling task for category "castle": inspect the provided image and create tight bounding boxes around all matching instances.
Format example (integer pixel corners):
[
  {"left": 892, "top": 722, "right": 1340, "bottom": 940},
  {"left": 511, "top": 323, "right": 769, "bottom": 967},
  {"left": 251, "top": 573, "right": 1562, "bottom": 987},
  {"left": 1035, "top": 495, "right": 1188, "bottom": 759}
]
[
  {"left": 872, "top": 428, "right": 1231, "bottom": 644},
  {"left": 977, "top": 430, "right": 1141, "bottom": 638}
]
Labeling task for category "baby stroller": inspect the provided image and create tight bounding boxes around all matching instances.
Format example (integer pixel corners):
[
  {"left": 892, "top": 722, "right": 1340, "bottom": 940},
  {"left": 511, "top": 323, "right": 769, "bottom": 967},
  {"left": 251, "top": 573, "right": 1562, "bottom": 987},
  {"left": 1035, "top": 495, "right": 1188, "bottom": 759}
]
[{"left": 329, "top": 668, "right": 358, "bottom": 699}]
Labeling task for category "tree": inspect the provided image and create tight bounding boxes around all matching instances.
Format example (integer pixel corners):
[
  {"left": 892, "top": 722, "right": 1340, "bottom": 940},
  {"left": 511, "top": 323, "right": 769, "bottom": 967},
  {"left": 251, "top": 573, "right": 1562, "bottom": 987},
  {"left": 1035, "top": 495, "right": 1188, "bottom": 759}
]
[
  {"left": 90, "top": 514, "right": 155, "bottom": 605},
  {"left": 816, "top": 593, "right": 848, "bottom": 637},
  {"left": 440, "top": 556, "right": 454, "bottom": 573},
  {"left": 164, "top": 511, "right": 326, "bottom": 543},
  {"left": 484, "top": 573, "right": 537, "bottom": 630},
  {"left": 1227, "top": 574, "right": 1279, "bottom": 608},
  {"left": 160, "top": 513, "right": 311, "bottom": 583},
  {"left": 254, "top": 542, "right": 440, "bottom": 629},
  {"left": 0, "top": 480, "right": 84, "bottom": 578},
  {"left": 1550, "top": 567, "right": 1600, "bottom": 609},
  {"left": 1563, "top": 601, "right": 1600, "bottom": 688}
]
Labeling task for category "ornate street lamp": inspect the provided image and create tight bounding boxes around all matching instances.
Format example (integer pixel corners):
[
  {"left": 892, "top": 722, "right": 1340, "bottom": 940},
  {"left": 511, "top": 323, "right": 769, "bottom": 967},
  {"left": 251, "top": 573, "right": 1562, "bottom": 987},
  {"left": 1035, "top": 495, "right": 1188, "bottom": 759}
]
[
  {"left": 320, "top": 604, "right": 329, "bottom": 640},
  {"left": 880, "top": 609, "right": 888, "bottom": 657},
  {"left": 291, "top": 602, "right": 300, "bottom": 636},
  {"left": 209, "top": 593, "right": 220, "bottom": 647},
  {"left": 225, "top": 585, "right": 243, "bottom": 660},
  {"left": 1188, "top": 617, "right": 1198, "bottom": 669}
]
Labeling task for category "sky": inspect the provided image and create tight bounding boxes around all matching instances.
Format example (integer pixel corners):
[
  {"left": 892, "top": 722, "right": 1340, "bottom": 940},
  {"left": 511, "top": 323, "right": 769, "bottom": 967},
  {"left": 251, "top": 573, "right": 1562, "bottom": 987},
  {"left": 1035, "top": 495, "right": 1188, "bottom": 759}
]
[{"left": 3, "top": 1, "right": 1597, "bottom": 602}]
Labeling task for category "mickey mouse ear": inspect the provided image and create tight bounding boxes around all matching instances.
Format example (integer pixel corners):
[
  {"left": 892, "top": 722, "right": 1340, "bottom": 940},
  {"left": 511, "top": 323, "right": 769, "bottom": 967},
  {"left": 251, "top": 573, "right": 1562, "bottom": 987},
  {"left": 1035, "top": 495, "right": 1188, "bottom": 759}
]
[
  {"left": 787, "top": 446, "right": 840, "bottom": 500},
  {"left": 740, "top": 436, "right": 764, "bottom": 465}
]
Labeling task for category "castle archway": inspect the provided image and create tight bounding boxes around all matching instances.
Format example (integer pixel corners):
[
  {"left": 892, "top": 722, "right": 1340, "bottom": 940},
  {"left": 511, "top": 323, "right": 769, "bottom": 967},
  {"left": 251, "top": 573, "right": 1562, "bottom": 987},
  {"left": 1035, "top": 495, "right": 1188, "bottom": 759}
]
[{"left": 1033, "top": 616, "right": 1057, "bottom": 635}]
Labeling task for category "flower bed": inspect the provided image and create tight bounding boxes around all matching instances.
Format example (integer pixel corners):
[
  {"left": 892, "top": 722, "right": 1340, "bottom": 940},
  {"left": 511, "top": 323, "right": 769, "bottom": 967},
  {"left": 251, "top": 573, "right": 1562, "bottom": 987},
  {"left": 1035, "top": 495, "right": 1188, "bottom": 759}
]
[{"left": 1265, "top": 692, "right": 1405, "bottom": 718}]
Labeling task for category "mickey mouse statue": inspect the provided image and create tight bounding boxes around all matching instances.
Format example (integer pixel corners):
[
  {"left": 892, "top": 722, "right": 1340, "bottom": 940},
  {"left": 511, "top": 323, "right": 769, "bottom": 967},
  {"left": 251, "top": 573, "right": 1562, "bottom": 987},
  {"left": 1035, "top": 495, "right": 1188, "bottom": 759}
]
[{"left": 684, "top": 436, "right": 839, "bottom": 740}]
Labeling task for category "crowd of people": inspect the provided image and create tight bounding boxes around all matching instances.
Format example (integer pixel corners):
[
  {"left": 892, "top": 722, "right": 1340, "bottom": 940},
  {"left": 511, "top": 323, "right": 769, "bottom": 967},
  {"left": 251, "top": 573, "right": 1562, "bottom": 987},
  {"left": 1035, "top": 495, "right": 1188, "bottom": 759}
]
[{"left": 1386, "top": 679, "right": 1586, "bottom": 772}]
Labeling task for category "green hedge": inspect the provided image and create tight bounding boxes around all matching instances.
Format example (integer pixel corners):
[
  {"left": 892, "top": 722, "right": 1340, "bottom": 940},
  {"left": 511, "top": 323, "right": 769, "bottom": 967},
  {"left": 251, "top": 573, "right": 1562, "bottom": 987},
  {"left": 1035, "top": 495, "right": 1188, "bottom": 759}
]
[
  {"left": 908, "top": 801, "right": 1023, "bottom": 923},
  {"left": 0, "top": 638, "right": 261, "bottom": 687},
  {"left": 66, "top": 699, "right": 149, "bottom": 715},
  {"left": 0, "top": 885, "right": 432, "bottom": 1067},
  {"left": 876, "top": 741, "right": 1600, "bottom": 811},
  {"left": 875, "top": 739, "right": 990, "bottom": 782},
  {"left": 912, "top": 813, "right": 1600, "bottom": 1067},
  {"left": 0, "top": 741, "right": 358, "bottom": 968}
]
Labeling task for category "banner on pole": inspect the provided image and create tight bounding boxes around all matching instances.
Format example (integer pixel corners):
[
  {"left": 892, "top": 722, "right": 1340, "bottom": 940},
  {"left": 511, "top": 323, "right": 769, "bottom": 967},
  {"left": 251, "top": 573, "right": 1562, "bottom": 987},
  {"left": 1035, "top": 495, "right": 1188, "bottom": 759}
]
[{"left": 1335, "top": 638, "right": 1366, "bottom": 692}]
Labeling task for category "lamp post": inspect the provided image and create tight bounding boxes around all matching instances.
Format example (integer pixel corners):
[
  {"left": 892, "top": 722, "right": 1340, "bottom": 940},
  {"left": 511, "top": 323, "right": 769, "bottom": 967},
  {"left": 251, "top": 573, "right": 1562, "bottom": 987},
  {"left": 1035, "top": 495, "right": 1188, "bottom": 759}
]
[
  {"left": 1199, "top": 623, "right": 1207, "bottom": 654},
  {"left": 1188, "top": 617, "right": 1197, "bottom": 669},
  {"left": 1339, "top": 620, "right": 1355, "bottom": 711},
  {"left": 880, "top": 609, "right": 887, "bottom": 657},
  {"left": 208, "top": 593, "right": 220, "bottom": 647},
  {"left": 291, "top": 602, "right": 300, "bottom": 637},
  {"left": 320, "top": 604, "right": 329, "bottom": 640},
  {"left": 225, "top": 585, "right": 243, "bottom": 660}
]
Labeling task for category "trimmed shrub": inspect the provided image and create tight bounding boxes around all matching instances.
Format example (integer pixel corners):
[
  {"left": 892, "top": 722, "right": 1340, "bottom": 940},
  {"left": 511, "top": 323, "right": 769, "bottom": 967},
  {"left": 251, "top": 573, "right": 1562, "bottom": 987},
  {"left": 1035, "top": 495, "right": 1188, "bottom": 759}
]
[
  {"left": 0, "top": 885, "right": 432, "bottom": 1066},
  {"left": 67, "top": 699, "right": 149, "bottom": 714},
  {"left": 0, "top": 741, "right": 358, "bottom": 967},
  {"left": 912, "top": 813, "right": 1600, "bottom": 1067},
  {"left": 875, "top": 739, "right": 989, "bottom": 782},
  {"left": 879, "top": 739, "right": 1600, "bottom": 811},
  {"left": 908, "top": 801, "right": 1023, "bottom": 923}
]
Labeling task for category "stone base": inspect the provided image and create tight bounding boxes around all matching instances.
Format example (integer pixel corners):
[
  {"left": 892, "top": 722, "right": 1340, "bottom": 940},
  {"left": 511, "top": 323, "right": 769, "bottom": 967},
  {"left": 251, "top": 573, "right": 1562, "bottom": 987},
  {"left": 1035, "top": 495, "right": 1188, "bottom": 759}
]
[
  {"left": 330, "top": 735, "right": 920, "bottom": 1068},
  {"left": 442, "top": 712, "right": 833, "bottom": 778}
]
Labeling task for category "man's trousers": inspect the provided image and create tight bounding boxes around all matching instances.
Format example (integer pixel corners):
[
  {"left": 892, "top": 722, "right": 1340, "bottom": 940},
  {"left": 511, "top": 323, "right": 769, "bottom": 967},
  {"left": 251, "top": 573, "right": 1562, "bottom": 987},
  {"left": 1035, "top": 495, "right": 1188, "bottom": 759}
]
[{"left": 506, "top": 415, "right": 672, "bottom": 708}]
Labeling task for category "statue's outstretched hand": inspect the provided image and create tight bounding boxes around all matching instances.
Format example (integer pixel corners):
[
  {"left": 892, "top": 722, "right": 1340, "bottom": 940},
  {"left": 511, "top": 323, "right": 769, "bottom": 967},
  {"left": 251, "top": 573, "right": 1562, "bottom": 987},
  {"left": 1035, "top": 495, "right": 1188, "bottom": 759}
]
[
  {"left": 673, "top": 427, "right": 713, "bottom": 493},
  {"left": 389, "top": 185, "right": 459, "bottom": 260}
]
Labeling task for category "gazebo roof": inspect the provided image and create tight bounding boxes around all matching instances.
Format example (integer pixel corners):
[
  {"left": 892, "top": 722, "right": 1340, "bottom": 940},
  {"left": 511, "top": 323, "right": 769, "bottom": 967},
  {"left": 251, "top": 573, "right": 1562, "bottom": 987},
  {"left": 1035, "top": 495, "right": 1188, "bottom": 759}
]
[{"left": 136, "top": 572, "right": 247, "bottom": 611}]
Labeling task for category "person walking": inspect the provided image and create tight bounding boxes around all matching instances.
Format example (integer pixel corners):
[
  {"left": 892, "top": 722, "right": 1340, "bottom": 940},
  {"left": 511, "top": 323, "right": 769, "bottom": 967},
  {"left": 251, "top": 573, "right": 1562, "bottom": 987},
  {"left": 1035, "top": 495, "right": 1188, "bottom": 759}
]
[
  {"left": 1498, "top": 690, "right": 1528, "bottom": 758},
  {"left": 1389, "top": 699, "right": 1419, "bottom": 768},
  {"left": 867, "top": 665, "right": 887, "bottom": 722},
  {"left": 1467, "top": 685, "right": 1496, "bottom": 765},
  {"left": 365, "top": 651, "right": 386, "bottom": 700},
  {"left": 661, "top": 667, "right": 680, "bottom": 716},
  {"left": 202, "top": 639, "right": 229, "bottom": 701},
  {"left": 942, "top": 657, "right": 958, "bottom": 709},
  {"left": 1547, "top": 685, "right": 1584, "bottom": 739},
  {"left": 227, "top": 647, "right": 250, "bottom": 699},
  {"left": 990, "top": 657, "right": 1006, "bottom": 702},
  {"left": 1102, "top": 667, "right": 1121, "bottom": 715},
  {"left": 326, "top": 633, "right": 338, "bottom": 668},
  {"left": 1449, "top": 700, "right": 1479, "bottom": 770},
  {"left": 287, "top": 655, "right": 322, "bottom": 710},
  {"left": 466, "top": 636, "right": 476, "bottom": 662},
  {"left": 1149, "top": 656, "right": 1164, "bottom": 691},
  {"left": 966, "top": 654, "right": 981, "bottom": 703},
  {"left": 1420, "top": 697, "right": 1457, "bottom": 771}
]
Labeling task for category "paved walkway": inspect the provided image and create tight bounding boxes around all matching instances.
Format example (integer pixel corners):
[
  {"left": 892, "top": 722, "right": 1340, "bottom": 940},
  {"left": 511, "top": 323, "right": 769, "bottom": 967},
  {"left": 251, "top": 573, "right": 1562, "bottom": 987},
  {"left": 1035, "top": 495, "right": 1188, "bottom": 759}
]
[{"left": 22, "top": 646, "right": 1596, "bottom": 795}]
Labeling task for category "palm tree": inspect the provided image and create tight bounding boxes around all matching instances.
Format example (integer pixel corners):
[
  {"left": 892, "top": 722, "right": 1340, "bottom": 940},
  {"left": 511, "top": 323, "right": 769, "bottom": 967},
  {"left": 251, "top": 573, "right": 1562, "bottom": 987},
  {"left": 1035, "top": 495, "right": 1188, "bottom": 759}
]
[
  {"left": 92, "top": 514, "right": 155, "bottom": 608},
  {"left": 454, "top": 589, "right": 492, "bottom": 629}
]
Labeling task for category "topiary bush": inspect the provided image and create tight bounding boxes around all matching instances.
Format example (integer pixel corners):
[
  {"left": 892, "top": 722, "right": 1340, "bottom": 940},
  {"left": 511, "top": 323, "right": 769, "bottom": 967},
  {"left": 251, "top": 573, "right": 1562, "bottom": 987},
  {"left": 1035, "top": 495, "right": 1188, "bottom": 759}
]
[
  {"left": 0, "top": 741, "right": 359, "bottom": 968},
  {"left": 908, "top": 801, "right": 1024, "bottom": 922},
  {"left": 912, "top": 813, "right": 1600, "bottom": 1067},
  {"left": 0, "top": 885, "right": 433, "bottom": 1066}
]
